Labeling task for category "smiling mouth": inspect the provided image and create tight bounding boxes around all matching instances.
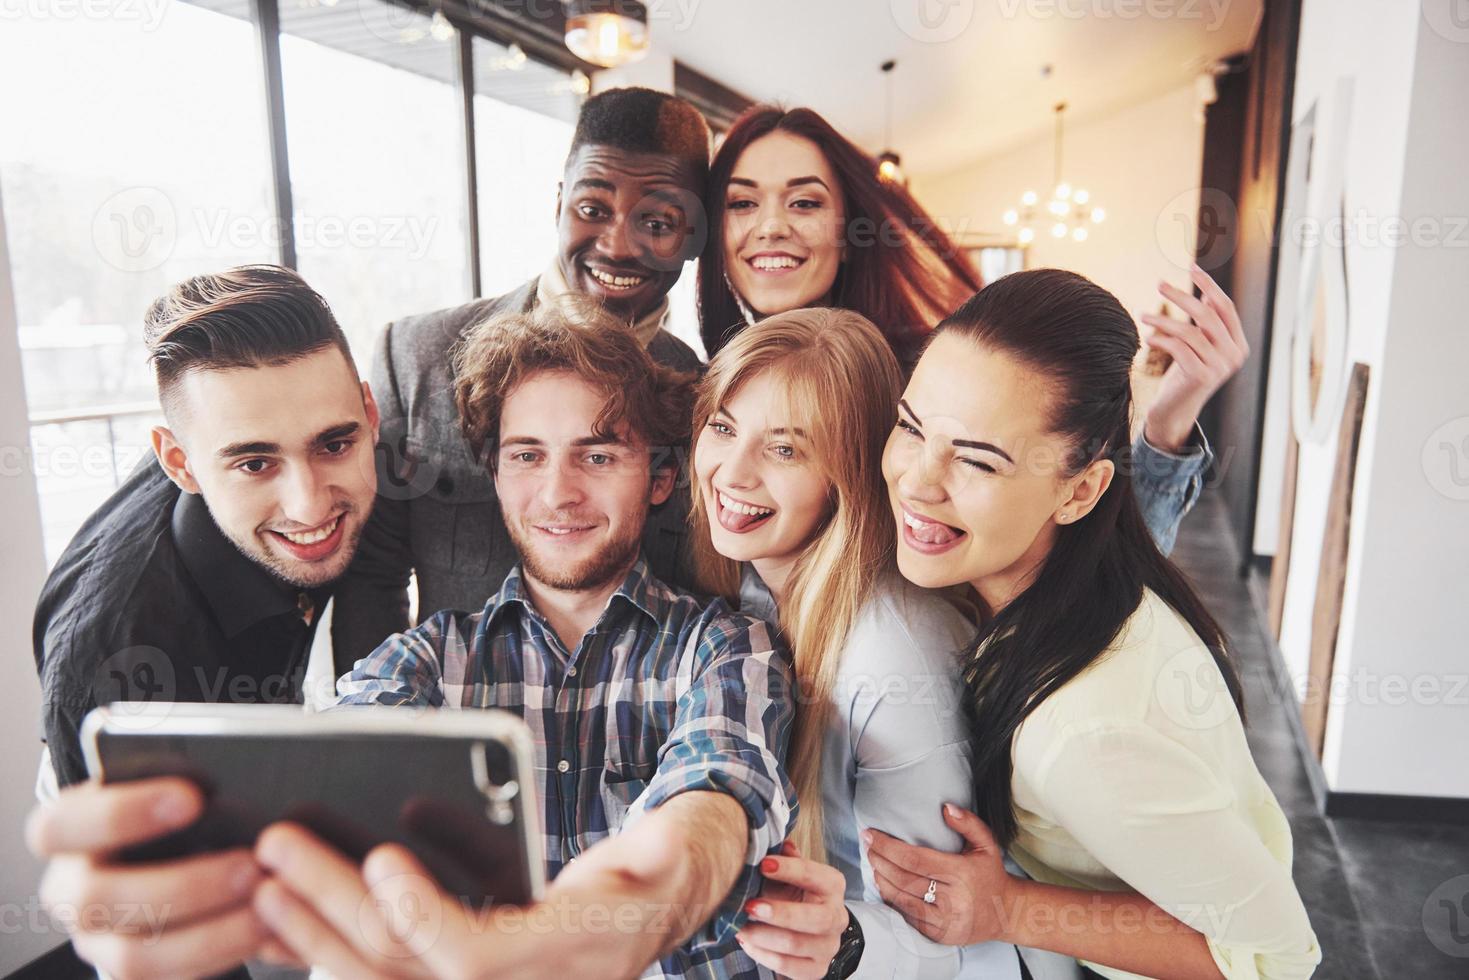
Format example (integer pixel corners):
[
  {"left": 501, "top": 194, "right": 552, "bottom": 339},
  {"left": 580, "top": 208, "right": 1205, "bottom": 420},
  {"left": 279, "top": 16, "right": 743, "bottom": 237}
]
[
  {"left": 586, "top": 266, "right": 649, "bottom": 291},
  {"left": 534, "top": 522, "right": 597, "bottom": 539},
  {"left": 716, "top": 491, "right": 775, "bottom": 534},
  {"left": 745, "top": 254, "right": 806, "bottom": 274},
  {"left": 265, "top": 514, "right": 347, "bottom": 561}
]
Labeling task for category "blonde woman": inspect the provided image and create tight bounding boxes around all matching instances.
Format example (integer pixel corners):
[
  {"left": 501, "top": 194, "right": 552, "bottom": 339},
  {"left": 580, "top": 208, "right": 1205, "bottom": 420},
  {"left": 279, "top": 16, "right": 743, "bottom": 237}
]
[{"left": 690, "top": 307, "right": 1030, "bottom": 980}]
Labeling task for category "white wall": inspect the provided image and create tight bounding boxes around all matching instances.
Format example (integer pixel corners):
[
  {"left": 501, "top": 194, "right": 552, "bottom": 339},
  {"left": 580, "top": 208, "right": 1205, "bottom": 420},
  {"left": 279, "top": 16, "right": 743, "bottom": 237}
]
[
  {"left": 912, "top": 81, "right": 1208, "bottom": 321},
  {"left": 0, "top": 181, "right": 60, "bottom": 969},
  {"left": 1265, "top": 0, "right": 1469, "bottom": 798}
]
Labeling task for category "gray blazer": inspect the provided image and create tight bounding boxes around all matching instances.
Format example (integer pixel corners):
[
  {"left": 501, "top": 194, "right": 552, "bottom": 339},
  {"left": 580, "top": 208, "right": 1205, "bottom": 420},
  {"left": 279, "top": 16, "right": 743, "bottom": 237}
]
[{"left": 331, "top": 278, "right": 704, "bottom": 664}]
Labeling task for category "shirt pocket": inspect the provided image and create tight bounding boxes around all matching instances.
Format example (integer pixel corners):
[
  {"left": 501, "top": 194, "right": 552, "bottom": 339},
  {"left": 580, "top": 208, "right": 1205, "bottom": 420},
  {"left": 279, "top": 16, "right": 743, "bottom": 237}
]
[{"left": 598, "top": 686, "right": 675, "bottom": 829}]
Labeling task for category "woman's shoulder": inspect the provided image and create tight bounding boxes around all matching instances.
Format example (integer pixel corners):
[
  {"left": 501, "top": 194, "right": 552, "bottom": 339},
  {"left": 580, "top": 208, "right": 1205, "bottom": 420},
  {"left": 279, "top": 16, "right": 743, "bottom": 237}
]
[
  {"left": 1017, "top": 588, "right": 1222, "bottom": 744},
  {"left": 840, "top": 573, "right": 974, "bottom": 675}
]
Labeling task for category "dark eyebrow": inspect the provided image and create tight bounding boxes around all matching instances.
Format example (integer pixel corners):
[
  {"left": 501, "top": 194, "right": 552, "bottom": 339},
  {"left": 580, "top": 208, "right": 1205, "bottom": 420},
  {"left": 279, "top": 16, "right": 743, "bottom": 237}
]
[
  {"left": 311, "top": 421, "right": 360, "bottom": 447},
  {"left": 218, "top": 440, "right": 278, "bottom": 460},
  {"left": 499, "top": 435, "right": 625, "bottom": 450},
  {"left": 898, "top": 400, "right": 1013, "bottom": 463},
  {"left": 572, "top": 434, "right": 627, "bottom": 448},
  {"left": 572, "top": 177, "right": 616, "bottom": 193},
  {"left": 217, "top": 420, "right": 361, "bottom": 460},
  {"left": 725, "top": 176, "right": 831, "bottom": 192}
]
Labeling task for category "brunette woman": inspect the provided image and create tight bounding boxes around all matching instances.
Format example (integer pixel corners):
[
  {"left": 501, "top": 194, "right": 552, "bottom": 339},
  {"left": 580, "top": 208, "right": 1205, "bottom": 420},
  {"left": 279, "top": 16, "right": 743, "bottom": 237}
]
[{"left": 863, "top": 270, "right": 1321, "bottom": 979}]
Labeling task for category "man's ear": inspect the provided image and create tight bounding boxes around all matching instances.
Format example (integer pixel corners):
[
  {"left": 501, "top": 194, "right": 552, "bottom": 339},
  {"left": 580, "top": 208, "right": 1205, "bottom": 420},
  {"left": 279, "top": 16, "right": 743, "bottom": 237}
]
[
  {"left": 1053, "top": 458, "right": 1115, "bottom": 526},
  {"left": 361, "top": 380, "right": 381, "bottom": 443},
  {"left": 151, "top": 425, "right": 201, "bottom": 494},
  {"left": 553, "top": 181, "right": 564, "bottom": 223},
  {"left": 649, "top": 464, "right": 676, "bottom": 507}
]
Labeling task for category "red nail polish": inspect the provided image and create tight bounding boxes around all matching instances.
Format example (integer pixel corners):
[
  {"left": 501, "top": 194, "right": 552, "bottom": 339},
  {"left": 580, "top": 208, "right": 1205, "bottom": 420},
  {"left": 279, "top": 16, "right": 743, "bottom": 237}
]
[{"left": 761, "top": 857, "right": 779, "bottom": 874}]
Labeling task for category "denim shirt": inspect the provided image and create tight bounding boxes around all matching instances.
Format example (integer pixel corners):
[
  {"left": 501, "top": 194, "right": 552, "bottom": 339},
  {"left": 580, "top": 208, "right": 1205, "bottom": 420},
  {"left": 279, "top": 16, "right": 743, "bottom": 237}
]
[{"left": 1132, "top": 425, "right": 1214, "bottom": 556}]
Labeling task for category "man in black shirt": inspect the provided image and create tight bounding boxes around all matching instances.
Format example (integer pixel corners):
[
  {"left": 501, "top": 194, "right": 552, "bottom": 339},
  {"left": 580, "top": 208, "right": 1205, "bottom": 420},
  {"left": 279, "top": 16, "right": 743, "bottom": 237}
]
[{"left": 33, "top": 264, "right": 380, "bottom": 787}]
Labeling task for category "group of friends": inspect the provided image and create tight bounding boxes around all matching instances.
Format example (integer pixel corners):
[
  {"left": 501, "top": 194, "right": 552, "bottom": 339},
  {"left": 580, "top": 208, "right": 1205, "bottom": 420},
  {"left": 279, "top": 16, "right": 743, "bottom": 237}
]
[{"left": 26, "top": 87, "right": 1321, "bottom": 979}]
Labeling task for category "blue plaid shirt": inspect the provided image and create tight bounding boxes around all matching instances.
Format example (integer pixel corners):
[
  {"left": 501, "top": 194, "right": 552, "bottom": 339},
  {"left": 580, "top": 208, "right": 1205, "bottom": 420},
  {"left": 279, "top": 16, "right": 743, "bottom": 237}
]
[{"left": 335, "top": 558, "right": 795, "bottom": 979}]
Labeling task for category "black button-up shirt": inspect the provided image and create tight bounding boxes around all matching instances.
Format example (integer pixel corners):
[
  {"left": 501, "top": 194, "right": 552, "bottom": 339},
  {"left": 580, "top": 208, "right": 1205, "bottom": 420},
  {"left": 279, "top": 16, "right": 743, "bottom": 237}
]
[{"left": 33, "top": 460, "right": 331, "bottom": 787}]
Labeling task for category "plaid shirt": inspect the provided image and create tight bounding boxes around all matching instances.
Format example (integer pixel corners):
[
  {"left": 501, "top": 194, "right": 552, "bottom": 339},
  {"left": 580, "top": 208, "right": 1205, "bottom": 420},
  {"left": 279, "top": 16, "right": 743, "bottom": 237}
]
[{"left": 335, "top": 559, "right": 795, "bottom": 979}]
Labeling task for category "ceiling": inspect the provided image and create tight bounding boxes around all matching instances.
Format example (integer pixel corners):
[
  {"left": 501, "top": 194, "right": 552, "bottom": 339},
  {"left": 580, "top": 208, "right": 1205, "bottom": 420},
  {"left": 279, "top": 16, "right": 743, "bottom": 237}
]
[{"left": 651, "top": 0, "right": 1262, "bottom": 179}]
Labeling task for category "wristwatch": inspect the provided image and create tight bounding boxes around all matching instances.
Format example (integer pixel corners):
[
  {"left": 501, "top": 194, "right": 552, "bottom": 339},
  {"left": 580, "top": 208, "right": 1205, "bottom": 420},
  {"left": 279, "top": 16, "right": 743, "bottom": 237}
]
[{"left": 824, "top": 908, "right": 865, "bottom": 980}]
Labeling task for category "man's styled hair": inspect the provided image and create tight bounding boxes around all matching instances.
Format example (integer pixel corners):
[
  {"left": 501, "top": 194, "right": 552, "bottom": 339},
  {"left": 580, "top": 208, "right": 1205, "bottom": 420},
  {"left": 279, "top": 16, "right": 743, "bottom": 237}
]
[
  {"left": 565, "top": 86, "right": 711, "bottom": 181},
  {"left": 144, "top": 265, "right": 353, "bottom": 418},
  {"left": 453, "top": 296, "right": 696, "bottom": 470}
]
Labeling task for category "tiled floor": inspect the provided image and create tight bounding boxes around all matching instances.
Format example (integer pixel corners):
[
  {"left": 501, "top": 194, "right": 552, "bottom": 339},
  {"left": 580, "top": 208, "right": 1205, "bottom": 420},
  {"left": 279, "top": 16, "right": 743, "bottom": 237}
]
[{"left": 1171, "top": 495, "right": 1469, "bottom": 979}]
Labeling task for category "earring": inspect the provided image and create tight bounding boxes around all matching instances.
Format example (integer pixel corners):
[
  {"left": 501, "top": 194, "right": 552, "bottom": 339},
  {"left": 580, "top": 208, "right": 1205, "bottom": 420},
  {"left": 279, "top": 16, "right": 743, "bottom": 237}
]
[{"left": 1058, "top": 513, "right": 1071, "bottom": 523}]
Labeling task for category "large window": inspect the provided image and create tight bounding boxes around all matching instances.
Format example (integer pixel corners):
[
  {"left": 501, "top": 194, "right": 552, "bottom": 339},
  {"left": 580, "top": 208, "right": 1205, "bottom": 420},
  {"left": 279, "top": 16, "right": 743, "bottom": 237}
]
[
  {"left": 0, "top": 0, "right": 582, "bottom": 563},
  {"left": 472, "top": 36, "right": 577, "bottom": 298},
  {"left": 279, "top": 2, "right": 470, "bottom": 359},
  {"left": 0, "top": 0, "right": 277, "bottom": 562}
]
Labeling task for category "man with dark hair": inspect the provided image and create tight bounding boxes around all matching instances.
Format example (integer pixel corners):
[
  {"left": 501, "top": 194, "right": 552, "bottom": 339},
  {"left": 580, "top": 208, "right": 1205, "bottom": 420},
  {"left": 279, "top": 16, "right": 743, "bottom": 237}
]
[
  {"left": 332, "top": 85, "right": 711, "bottom": 663},
  {"left": 33, "top": 264, "right": 381, "bottom": 788}
]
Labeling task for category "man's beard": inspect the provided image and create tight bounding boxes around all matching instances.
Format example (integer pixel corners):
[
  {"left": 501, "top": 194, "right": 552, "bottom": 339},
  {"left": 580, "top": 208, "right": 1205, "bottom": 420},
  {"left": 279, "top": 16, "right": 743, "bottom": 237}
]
[{"left": 506, "top": 516, "right": 643, "bottom": 593}]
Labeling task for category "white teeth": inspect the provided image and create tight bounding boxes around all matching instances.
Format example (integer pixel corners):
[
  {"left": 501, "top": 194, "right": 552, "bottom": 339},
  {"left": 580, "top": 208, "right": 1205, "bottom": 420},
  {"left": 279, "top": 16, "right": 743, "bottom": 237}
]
[
  {"left": 750, "top": 255, "right": 802, "bottom": 271},
  {"left": 589, "top": 268, "right": 646, "bottom": 289},
  {"left": 903, "top": 512, "right": 925, "bottom": 531},
  {"left": 719, "top": 492, "right": 773, "bottom": 518},
  {"left": 281, "top": 517, "right": 338, "bottom": 545}
]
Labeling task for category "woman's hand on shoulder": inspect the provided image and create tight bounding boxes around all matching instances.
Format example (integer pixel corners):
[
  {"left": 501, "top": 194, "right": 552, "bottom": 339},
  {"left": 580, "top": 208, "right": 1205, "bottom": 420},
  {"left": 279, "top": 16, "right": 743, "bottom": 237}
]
[
  {"left": 737, "top": 840, "right": 849, "bottom": 980},
  {"left": 864, "top": 803, "right": 1018, "bottom": 948}
]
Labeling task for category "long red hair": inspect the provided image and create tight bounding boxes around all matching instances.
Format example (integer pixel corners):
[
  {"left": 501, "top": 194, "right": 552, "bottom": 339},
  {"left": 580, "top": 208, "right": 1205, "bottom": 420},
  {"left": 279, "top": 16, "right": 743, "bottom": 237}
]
[{"left": 697, "top": 105, "right": 982, "bottom": 361}]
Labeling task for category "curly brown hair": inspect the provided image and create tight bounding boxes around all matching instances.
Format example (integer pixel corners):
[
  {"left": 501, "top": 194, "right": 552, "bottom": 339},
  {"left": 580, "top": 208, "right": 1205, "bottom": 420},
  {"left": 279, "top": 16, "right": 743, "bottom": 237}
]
[{"left": 453, "top": 296, "right": 697, "bottom": 472}]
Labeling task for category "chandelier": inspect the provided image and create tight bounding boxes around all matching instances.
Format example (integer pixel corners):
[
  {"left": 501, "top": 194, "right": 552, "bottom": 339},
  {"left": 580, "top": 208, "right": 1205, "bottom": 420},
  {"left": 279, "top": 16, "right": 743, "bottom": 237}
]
[{"left": 1004, "top": 102, "right": 1105, "bottom": 245}]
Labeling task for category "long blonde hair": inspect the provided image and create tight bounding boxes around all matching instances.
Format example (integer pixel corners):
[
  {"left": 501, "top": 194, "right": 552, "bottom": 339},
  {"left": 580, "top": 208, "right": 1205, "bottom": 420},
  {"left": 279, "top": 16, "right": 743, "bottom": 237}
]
[{"left": 689, "top": 308, "right": 903, "bottom": 861}]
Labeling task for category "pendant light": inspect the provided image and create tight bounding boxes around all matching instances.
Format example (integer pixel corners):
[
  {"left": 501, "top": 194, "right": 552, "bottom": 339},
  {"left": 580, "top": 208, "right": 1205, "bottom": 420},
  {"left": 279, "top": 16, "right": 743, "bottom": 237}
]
[{"left": 564, "top": 0, "right": 650, "bottom": 68}]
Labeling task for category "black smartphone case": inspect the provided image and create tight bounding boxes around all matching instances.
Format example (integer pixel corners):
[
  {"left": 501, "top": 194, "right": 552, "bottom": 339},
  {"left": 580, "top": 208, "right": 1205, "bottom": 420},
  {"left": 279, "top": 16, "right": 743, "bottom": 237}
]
[{"left": 91, "top": 718, "right": 539, "bottom": 908}]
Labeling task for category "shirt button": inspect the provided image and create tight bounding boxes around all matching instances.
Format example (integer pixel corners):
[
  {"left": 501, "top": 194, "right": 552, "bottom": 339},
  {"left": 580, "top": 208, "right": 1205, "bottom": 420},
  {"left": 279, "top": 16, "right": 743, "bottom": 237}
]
[
  {"left": 566, "top": 666, "right": 577, "bottom": 677},
  {"left": 557, "top": 760, "right": 570, "bottom": 773}
]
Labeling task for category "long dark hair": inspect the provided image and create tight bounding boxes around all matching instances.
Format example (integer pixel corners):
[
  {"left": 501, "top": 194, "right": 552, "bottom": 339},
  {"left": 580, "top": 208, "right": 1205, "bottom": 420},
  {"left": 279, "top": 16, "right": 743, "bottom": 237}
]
[
  {"left": 697, "top": 105, "right": 982, "bottom": 361},
  {"left": 939, "top": 269, "right": 1245, "bottom": 848}
]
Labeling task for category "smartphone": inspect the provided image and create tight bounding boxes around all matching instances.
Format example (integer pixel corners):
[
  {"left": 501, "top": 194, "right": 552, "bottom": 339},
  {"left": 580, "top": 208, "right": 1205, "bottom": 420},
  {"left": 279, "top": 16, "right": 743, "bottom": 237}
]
[{"left": 82, "top": 702, "right": 545, "bottom": 906}]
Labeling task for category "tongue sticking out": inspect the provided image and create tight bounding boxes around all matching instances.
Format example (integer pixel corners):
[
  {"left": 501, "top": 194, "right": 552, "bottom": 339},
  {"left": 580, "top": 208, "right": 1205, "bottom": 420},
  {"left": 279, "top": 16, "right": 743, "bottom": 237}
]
[
  {"left": 719, "top": 506, "right": 772, "bottom": 533},
  {"left": 911, "top": 519, "right": 961, "bottom": 545}
]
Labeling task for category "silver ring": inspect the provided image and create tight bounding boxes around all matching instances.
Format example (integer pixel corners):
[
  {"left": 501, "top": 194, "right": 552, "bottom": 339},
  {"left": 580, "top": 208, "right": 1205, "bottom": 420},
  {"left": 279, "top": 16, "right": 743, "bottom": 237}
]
[{"left": 923, "top": 880, "right": 938, "bottom": 905}]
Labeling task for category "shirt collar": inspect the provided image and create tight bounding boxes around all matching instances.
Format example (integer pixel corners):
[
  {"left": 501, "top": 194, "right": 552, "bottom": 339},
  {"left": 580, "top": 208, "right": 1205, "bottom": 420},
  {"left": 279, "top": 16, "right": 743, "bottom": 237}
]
[
  {"left": 485, "top": 556, "right": 671, "bottom": 635},
  {"left": 170, "top": 489, "right": 311, "bottom": 638},
  {"left": 738, "top": 563, "right": 781, "bottom": 625}
]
